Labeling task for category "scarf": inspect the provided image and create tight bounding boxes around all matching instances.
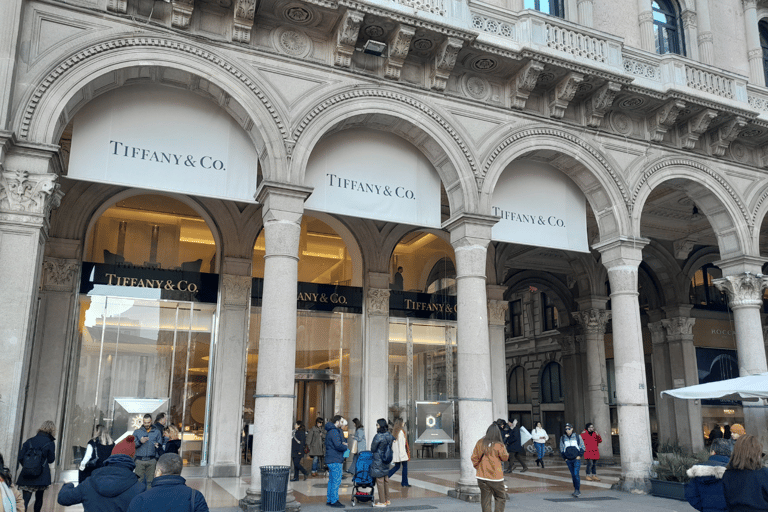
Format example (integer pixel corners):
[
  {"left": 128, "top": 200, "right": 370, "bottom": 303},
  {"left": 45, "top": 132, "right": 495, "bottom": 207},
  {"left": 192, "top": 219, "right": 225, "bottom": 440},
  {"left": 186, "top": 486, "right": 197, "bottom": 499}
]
[{"left": 1, "top": 482, "right": 15, "bottom": 512}]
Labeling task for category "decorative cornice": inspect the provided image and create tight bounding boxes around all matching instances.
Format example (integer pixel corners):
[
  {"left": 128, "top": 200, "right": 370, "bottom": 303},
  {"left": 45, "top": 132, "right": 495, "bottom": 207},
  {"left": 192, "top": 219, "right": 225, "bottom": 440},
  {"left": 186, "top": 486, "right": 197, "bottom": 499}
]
[
  {"left": 572, "top": 308, "right": 611, "bottom": 335},
  {"left": 708, "top": 116, "right": 747, "bottom": 157},
  {"left": 648, "top": 99, "right": 686, "bottom": 142},
  {"left": 367, "top": 288, "right": 390, "bottom": 316},
  {"left": 487, "top": 299, "right": 508, "bottom": 326},
  {"left": 222, "top": 274, "right": 252, "bottom": 306},
  {"left": 713, "top": 273, "right": 768, "bottom": 309},
  {"left": 384, "top": 24, "right": 416, "bottom": 81},
  {"left": 430, "top": 37, "right": 463, "bottom": 92},
  {"left": 19, "top": 36, "right": 286, "bottom": 140},
  {"left": 233, "top": 0, "right": 257, "bottom": 43},
  {"left": 42, "top": 257, "right": 80, "bottom": 292},
  {"left": 0, "top": 169, "right": 62, "bottom": 216},
  {"left": 510, "top": 60, "right": 544, "bottom": 110},
  {"left": 333, "top": 9, "right": 364, "bottom": 68},
  {"left": 549, "top": 72, "right": 584, "bottom": 119},
  {"left": 171, "top": 0, "right": 195, "bottom": 30},
  {"left": 679, "top": 108, "right": 718, "bottom": 149},
  {"left": 585, "top": 81, "right": 621, "bottom": 128}
]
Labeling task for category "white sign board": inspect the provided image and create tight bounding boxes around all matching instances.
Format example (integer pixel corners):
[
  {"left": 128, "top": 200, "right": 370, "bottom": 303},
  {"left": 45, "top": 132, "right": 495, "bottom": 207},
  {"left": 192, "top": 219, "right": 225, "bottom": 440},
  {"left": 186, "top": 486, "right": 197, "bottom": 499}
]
[
  {"left": 491, "top": 161, "right": 588, "bottom": 252},
  {"left": 69, "top": 85, "right": 259, "bottom": 203},
  {"left": 304, "top": 129, "right": 441, "bottom": 228}
]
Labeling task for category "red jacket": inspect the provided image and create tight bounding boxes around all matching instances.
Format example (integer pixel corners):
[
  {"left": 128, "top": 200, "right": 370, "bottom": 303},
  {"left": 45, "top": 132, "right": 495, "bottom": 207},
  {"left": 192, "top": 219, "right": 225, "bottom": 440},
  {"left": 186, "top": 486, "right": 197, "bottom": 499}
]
[{"left": 580, "top": 430, "right": 602, "bottom": 459}]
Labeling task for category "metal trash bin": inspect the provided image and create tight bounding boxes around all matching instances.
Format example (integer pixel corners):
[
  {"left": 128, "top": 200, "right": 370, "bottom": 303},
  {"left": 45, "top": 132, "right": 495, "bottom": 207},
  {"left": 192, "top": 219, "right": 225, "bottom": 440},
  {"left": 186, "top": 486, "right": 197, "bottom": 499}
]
[{"left": 260, "top": 465, "right": 291, "bottom": 512}]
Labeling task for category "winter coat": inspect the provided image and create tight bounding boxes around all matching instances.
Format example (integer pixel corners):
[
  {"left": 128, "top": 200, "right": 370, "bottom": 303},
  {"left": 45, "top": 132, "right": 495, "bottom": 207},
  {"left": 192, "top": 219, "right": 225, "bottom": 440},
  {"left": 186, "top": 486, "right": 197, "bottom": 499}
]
[
  {"left": 307, "top": 426, "right": 326, "bottom": 457},
  {"left": 352, "top": 427, "right": 366, "bottom": 452},
  {"left": 16, "top": 432, "right": 56, "bottom": 487},
  {"left": 163, "top": 439, "right": 181, "bottom": 455},
  {"left": 506, "top": 426, "right": 524, "bottom": 453},
  {"left": 132, "top": 426, "right": 163, "bottom": 459},
  {"left": 126, "top": 475, "right": 209, "bottom": 512},
  {"left": 559, "top": 432, "right": 585, "bottom": 460},
  {"left": 684, "top": 456, "right": 729, "bottom": 512},
  {"left": 0, "top": 481, "right": 23, "bottom": 512},
  {"left": 531, "top": 427, "right": 549, "bottom": 445},
  {"left": 58, "top": 454, "right": 146, "bottom": 512},
  {"left": 369, "top": 431, "right": 395, "bottom": 478},
  {"left": 392, "top": 430, "right": 409, "bottom": 463},
  {"left": 292, "top": 429, "right": 307, "bottom": 458},
  {"left": 721, "top": 467, "right": 768, "bottom": 512},
  {"left": 324, "top": 423, "right": 347, "bottom": 465},
  {"left": 580, "top": 431, "right": 602, "bottom": 460},
  {"left": 471, "top": 439, "right": 509, "bottom": 481}
]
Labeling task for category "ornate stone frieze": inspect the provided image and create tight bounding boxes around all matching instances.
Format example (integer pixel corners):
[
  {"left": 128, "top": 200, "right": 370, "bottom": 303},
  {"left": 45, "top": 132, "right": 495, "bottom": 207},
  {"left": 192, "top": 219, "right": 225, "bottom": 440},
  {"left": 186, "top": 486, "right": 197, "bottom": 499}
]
[
  {"left": 107, "top": 0, "right": 127, "bottom": 14},
  {"left": 384, "top": 24, "right": 416, "bottom": 81},
  {"left": 171, "top": 0, "right": 195, "bottom": 30},
  {"left": 713, "top": 273, "right": 768, "bottom": 309},
  {"left": 648, "top": 99, "right": 686, "bottom": 142},
  {"left": 367, "top": 288, "right": 390, "bottom": 316},
  {"left": 572, "top": 308, "right": 611, "bottom": 335},
  {"left": 333, "top": 9, "right": 364, "bottom": 68},
  {"left": 708, "top": 116, "right": 747, "bottom": 157},
  {"left": 660, "top": 316, "right": 695, "bottom": 338},
  {"left": 487, "top": 300, "right": 508, "bottom": 326},
  {"left": 222, "top": 275, "right": 252, "bottom": 306},
  {"left": 672, "top": 238, "right": 695, "bottom": 260},
  {"left": 429, "top": 37, "right": 463, "bottom": 91},
  {"left": 548, "top": 72, "right": 584, "bottom": 119},
  {"left": 510, "top": 60, "right": 544, "bottom": 110},
  {"left": 233, "top": 0, "right": 257, "bottom": 42},
  {"left": 679, "top": 108, "right": 718, "bottom": 149},
  {"left": 0, "top": 169, "right": 61, "bottom": 217},
  {"left": 42, "top": 258, "right": 80, "bottom": 292},
  {"left": 585, "top": 81, "right": 621, "bottom": 127}
]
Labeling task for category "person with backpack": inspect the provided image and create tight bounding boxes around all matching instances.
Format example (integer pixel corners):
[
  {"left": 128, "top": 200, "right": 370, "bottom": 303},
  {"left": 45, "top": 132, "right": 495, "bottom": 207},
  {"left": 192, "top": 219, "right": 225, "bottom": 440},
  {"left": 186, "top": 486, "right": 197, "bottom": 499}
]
[
  {"left": 0, "top": 453, "right": 23, "bottom": 512},
  {"left": 16, "top": 421, "right": 56, "bottom": 512},
  {"left": 79, "top": 424, "right": 115, "bottom": 483},
  {"left": 370, "top": 418, "right": 395, "bottom": 508},
  {"left": 560, "top": 423, "right": 585, "bottom": 498},
  {"left": 324, "top": 415, "right": 348, "bottom": 508}
]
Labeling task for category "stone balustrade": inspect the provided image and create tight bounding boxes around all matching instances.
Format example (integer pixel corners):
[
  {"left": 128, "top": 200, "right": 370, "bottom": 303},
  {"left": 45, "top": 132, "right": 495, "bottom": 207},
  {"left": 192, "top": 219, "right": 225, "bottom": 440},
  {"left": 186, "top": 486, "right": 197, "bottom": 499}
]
[
  {"left": 747, "top": 85, "right": 768, "bottom": 118},
  {"left": 684, "top": 63, "right": 735, "bottom": 99},
  {"left": 545, "top": 21, "right": 609, "bottom": 64}
]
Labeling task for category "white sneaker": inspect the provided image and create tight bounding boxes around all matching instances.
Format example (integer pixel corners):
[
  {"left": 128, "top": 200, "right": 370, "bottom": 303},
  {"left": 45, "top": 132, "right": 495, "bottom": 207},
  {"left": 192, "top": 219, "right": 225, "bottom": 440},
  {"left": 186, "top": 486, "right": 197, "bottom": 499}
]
[{"left": 373, "top": 503, "right": 387, "bottom": 507}]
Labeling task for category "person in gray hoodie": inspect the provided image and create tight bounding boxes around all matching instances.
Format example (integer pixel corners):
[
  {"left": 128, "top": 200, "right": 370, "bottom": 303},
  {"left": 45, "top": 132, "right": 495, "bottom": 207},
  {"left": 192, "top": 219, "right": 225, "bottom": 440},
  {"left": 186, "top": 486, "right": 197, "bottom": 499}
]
[{"left": 58, "top": 454, "right": 145, "bottom": 512}]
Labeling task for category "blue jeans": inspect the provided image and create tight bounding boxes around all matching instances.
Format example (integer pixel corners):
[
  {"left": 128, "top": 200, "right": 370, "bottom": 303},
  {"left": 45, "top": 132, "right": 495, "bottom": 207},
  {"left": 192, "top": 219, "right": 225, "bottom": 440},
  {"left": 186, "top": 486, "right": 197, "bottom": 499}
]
[
  {"left": 535, "top": 442, "right": 546, "bottom": 460},
  {"left": 327, "top": 463, "right": 343, "bottom": 504},
  {"left": 312, "top": 456, "right": 324, "bottom": 473},
  {"left": 566, "top": 459, "right": 581, "bottom": 491},
  {"left": 585, "top": 459, "right": 596, "bottom": 475},
  {"left": 388, "top": 461, "right": 409, "bottom": 486}
]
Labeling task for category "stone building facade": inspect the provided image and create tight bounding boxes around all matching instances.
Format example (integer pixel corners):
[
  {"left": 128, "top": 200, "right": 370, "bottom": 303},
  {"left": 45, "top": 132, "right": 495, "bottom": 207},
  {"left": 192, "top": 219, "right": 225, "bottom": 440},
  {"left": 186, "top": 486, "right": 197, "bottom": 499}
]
[{"left": 3, "top": 0, "right": 768, "bottom": 505}]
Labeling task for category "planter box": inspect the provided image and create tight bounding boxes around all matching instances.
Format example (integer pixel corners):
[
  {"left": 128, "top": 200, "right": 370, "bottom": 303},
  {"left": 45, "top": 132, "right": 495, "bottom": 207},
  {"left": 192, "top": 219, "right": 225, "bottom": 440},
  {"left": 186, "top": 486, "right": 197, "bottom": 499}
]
[{"left": 649, "top": 479, "right": 686, "bottom": 501}]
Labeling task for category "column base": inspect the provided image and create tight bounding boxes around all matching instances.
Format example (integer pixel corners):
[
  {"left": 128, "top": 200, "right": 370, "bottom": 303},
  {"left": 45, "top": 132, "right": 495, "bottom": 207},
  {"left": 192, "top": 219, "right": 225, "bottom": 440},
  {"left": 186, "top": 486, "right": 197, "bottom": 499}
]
[
  {"left": 448, "top": 482, "right": 481, "bottom": 502},
  {"left": 611, "top": 475, "right": 651, "bottom": 494},
  {"left": 239, "top": 491, "right": 301, "bottom": 511}
]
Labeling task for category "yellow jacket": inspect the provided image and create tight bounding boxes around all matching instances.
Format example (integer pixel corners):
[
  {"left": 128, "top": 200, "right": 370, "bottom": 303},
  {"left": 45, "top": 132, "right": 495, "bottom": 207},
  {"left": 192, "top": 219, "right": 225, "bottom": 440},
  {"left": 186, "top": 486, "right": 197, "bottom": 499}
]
[{"left": 471, "top": 439, "right": 509, "bottom": 481}]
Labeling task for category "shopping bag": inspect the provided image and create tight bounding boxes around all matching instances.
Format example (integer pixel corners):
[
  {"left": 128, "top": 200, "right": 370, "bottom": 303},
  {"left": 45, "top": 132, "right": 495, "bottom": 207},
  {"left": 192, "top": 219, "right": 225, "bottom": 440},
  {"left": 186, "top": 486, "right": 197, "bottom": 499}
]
[{"left": 519, "top": 426, "right": 532, "bottom": 445}]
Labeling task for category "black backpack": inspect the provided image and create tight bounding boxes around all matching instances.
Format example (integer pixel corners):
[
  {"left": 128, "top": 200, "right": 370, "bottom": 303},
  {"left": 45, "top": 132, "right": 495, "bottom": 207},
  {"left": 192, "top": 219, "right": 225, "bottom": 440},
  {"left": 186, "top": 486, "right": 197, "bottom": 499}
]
[
  {"left": 382, "top": 440, "right": 393, "bottom": 465},
  {"left": 20, "top": 445, "right": 45, "bottom": 479}
]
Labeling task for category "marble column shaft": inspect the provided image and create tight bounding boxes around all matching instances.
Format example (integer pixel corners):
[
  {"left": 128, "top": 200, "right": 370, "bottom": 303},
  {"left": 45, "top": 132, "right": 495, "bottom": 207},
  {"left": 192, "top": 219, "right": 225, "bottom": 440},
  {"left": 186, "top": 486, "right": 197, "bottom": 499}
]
[
  {"left": 637, "top": 0, "right": 656, "bottom": 53},
  {"left": 649, "top": 320, "right": 676, "bottom": 445},
  {"left": 487, "top": 292, "right": 509, "bottom": 422},
  {"left": 577, "top": 0, "right": 594, "bottom": 27},
  {"left": 695, "top": 0, "right": 714, "bottom": 65},
  {"left": 364, "top": 272, "right": 390, "bottom": 451},
  {"left": 742, "top": 0, "right": 766, "bottom": 87},
  {"left": 0, "top": 3, "right": 23, "bottom": 126}
]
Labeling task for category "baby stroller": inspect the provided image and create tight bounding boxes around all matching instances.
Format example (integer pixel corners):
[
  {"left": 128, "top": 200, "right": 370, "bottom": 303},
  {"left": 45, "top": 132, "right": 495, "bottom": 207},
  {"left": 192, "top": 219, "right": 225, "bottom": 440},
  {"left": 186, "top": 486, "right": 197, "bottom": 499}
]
[{"left": 350, "top": 450, "right": 375, "bottom": 506}]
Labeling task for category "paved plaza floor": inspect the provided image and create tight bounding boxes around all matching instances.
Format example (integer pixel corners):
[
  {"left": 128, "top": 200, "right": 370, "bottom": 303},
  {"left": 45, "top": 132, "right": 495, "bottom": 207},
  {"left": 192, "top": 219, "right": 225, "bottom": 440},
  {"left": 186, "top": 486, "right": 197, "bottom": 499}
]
[{"left": 38, "top": 457, "right": 690, "bottom": 511}]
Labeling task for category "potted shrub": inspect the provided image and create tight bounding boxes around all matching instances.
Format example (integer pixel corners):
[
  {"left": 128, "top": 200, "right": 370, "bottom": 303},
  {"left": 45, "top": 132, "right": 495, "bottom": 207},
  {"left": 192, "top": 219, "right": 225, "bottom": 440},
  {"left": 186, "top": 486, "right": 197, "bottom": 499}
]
[{"left": 650, "top": 442, "right": 709, "bottom": 500}]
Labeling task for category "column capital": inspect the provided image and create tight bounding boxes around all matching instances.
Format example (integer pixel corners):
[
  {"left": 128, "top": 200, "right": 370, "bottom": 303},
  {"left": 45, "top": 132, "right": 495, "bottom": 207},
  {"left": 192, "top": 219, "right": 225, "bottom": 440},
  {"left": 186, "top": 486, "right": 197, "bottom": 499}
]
[
  {"left": 742, "top": 0, "right": 757, "bottom": 10},
  {"left": 367, "top": 288, "right": 390, "bottom": 316},
  {"left": 221, "top": 274, "right": 252, "bottom": 307},
  {"left": 593, "top": 237, "right": 650, "bottom": 270},
  {"left": 41, "top": 257, "right": 80, "bottom": 292},
  {"left": 713, "top": 273, "right": 768, "bottom": 309},
  {"left": 572, "top": 308, "right": 611, "bottom": 335},
  {"left": 648, "top": 320, "right": 667, "bottom": 345},
  {"left": 442, "top": 213, "right": 497, "bottom": 249},
  {"left": 256, "top": 180, "right": 313, "bottom": 220},
  {"left": 660, "top": 316, "right": 696, "bottom": 339},
  {"left": 487, "top": 299, "right": 508, "bottom": 326},
  {"left": 0, "top": 168, "right": 62, "bottom": 222}
]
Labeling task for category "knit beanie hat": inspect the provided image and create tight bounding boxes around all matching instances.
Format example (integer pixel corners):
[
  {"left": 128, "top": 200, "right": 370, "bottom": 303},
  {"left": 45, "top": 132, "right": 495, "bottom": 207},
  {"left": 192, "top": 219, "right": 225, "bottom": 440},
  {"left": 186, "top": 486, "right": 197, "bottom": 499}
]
[
  {"left": 731, "top": 424, "right": 746, "bottom": 436},
  {"left": 111, "top": 435, "right": 136, "bottom": 458}
]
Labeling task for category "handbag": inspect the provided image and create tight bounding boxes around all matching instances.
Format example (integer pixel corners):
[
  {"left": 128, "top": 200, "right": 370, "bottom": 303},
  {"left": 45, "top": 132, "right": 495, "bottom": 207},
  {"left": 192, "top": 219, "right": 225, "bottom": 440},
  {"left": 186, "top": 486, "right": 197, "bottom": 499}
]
[{"left": 349, "top": 438, "right": 358, "bottom": 455}]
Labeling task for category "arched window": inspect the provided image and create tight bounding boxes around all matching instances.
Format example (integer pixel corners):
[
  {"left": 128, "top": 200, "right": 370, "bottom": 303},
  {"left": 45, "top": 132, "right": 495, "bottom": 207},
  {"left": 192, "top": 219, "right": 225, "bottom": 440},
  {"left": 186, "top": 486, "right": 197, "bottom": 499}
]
[
  {"left": 540, "top": 362, "right": 564, "bottom": 403},
  {"left": 652, "top": 0, "right": 685, "bottom": 55},
  {"left": 760, "top": 19, "right": 768, "bottom": 86},
  {"left": 508, "top": 366, "right": 530, "bottom": 404},
  {"left": 524, "top": 0, "right": 564, "bottom": 18},
  {"left": 425, "top": 257, "right": 456, "bottom": 295}
]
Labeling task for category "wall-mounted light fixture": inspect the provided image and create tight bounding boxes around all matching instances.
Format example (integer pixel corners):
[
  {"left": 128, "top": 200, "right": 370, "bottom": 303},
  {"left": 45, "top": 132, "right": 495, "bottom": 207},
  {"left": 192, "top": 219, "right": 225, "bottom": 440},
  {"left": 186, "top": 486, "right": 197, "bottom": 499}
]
[{"left": 361, "top": 40, "right": 387, "bottom": 56}]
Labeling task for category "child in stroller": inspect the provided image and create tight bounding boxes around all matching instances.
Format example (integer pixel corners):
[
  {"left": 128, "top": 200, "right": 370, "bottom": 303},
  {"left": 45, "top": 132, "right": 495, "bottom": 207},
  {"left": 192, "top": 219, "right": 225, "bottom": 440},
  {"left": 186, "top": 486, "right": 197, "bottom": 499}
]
[{"left": 350, "top": 450, "right": 375, "bottom": 506}]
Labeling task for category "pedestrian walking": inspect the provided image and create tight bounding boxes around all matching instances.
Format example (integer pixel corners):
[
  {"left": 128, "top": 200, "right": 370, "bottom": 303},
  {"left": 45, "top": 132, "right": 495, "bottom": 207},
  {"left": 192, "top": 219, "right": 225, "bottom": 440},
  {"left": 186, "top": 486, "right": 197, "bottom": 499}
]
[
  {"left": 500, "top": 419, "right": 527, "bottom": 473},
  {"left": 58, "top": 453, "right": 145, "bottom": 512},
  {"left": 531, "top": 421, "right": 549, "bottom": 468},
  {"left": 16, "top": 420, "right": 56, "bottom": 512},
  {"left": 387, "top": 418, "right": 410, "bottom": 487},
  {"left": 580, "top": 423, "right": 602, "bottom": 481},
  {"left": 0, "top": 453, "right": 23, "bottom": 512},
  {"left": 471, "top": 423, "right": 509, "bottom": 512},
  {"left": 132, "top": 414, "right": 163, "bottom": 488},
  {"left": 370, "top": 418, "right": 395, "bottom": 508},
  {"left": 324, "top": 415, "right": 348, "bottom": 508},
  {"left": 291, "top": 420, "right": 309, "bottom": 482},
  {"left": 345, "top": 419, "right": 365, "bottom": 476},
  {"left": 559, "top": 423, "right": 585, "bottom": 497},
  {"left": 78, "top": 424, "right": 115, "bottom": 483},
  {"left": 126, "top": 454, "right": 208, "bottom": 512},
  {"left": 684, "top": 438, "right": 732, "bottom": 512},
  {"left": 721, "top": 435, "right": 768, "bottom": 511},
  {"left": 307, "top": 418, "right": 326, "bottom": 477}
]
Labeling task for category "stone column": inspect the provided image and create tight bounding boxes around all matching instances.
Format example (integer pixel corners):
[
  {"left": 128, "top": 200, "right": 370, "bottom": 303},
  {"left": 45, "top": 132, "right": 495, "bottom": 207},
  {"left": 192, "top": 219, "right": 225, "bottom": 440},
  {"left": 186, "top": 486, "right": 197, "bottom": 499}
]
[
  {"left": 364, "top": 272, "right": 390, "bottom": 448},
  {"left": 0, "top": 139, "right": 62, "bottom": 464},
  {"left": 444, "top": 214, "right": 496, "bottom": 501},
  {"left": 695, "top": 0, "right": 714, "bottom": 65},
  {"left": 742, "top": 0, "right": 766, "bottom": 87},
  {"left": 0, "top": 3, "right": 23, "bottom": 127},
  {"left": 209, "top": 258, "right": 251, "bottom": 477},
  {"left": 242, "top": 182, "right": 310, "bottom": 510},
  {"left": 594, "top": 238, "right": 652, "bottom": 492},
  {"left": 681, "top": 10, "right": 700, "bottom": 61},
  {"left": 637, "top": 0, "right": 656, "bottom": 53},
  {"left": 487, "top": 285, "right": 508, "bottom": 422},
  {"left": 561, "top": 333, "right": 586, "bottom": 431},
  {"left": 577, "top": 0, "right": 594, "bottom": 27},
  {"left": 572, "top": 299, "right": 613, "bottom": 459},
  {"left": 648, "top": 315, "right": 676, "bottom": 445},
  {"left": 661, "top": 305, "right": 704, "bottom": 453}
]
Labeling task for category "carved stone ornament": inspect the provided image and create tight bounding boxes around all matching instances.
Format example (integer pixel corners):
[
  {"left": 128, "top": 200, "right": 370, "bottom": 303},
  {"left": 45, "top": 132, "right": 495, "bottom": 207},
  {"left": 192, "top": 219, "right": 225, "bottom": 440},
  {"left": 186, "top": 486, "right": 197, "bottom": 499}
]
[
  {"left": 661, "top": 316, "right": 695, "bottom": 338},
  {"left": 367, "top": 288, "right": 390, "bottom": 316},
  {"left": 549, "top": 72, "right": 584, "bottom": 119},
  {"left": 672, "top": 238, "right": 695, "bottom": 260},
  {"left": 171, "top": 0, "right": 195, "bottom": 30},
  {"left": 648, "top": 99, "right": 685, "bottom": 142},
  {"left": 430, "top": 37, "right": 463, "bottom": 91},
  {"left": 681, "top": 11, "right": 697, "bottom": 29},
  {"left": 572, "top": 308, "right": 611, "bottom": 335},
  {"left": 713, "top": 273, "right": 768, "bottom": 309},
  {"left": 384, "top": 24, "right": 416, "bottom": 81},
  {"left": 487, "top": 300, "right": 508, "bottom": 326},
  {"left": 334, "top": 10, "right": 364, "bottom": 68},
  {"left": 679, "top": 108, "right": 718, "bottom": 149},
  {"left": 0, "top": 169, "right": 61, "bottom": 216},
  {"left": 222, "top": 275, "right": 252, "bottom": 306},
  {"left": 647, "top": 321, "right": 666, "bottom": 345},
  {"left": 510, "top": 60, "right": 544, "bottom": 110},
  {"left": 708, "top": 116, "right": 747, "bottom": 157},
  {"left": 42, "top": 258, "right": 80, "bottom": 292},
  {"left": 233, "top": 0, "right": 257, "bottom": 43},
  {"left": 107, "top": 0, "right": 127, "bottom": 14},
  {"left": 585, "top": 81, "right": 621, "bottom": 128}
]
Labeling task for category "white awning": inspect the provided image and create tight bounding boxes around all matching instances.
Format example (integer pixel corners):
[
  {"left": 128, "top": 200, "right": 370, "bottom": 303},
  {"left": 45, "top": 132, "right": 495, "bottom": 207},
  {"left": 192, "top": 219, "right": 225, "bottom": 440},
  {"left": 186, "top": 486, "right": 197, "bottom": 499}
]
[{"left": 660, "top": 372, "right": 768, "bottom": 402}]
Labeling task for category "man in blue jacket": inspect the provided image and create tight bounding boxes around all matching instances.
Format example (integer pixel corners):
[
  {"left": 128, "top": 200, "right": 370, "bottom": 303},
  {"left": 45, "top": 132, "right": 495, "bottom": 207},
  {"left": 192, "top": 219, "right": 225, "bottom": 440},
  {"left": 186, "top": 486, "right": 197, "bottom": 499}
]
[
  {"left": 560, "top": 423, "right": 585, "bottom": 497},
  {"left": 324, "top": 415, "right": 348, "bottom": 508},
  {"left": 132, "top": 414, "right": 163, "bottom": 488},
  {"left": 57, "top": 454, "right": 145, "bottom": 512},
  {"left": 127, "top": 453, "right": 209, "bottom": 512},
  {"left": 684, "top": 438, "right": 732, "bottom": 512}
]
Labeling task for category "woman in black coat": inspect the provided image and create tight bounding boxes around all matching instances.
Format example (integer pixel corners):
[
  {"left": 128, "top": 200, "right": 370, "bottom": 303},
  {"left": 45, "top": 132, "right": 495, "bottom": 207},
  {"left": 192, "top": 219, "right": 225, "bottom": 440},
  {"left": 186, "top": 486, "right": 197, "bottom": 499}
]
[
  {"left": 370, "top": 418, "right": 395, "bottom": 507},
  {"left": 17, "top": 421, "right": 56, "bottom": 512},
  {"left": 79, "top": 424, "right": 114, "bottom": 483},
  {"left": 291, "top": 421, "right": 310, "bottom": 481}
]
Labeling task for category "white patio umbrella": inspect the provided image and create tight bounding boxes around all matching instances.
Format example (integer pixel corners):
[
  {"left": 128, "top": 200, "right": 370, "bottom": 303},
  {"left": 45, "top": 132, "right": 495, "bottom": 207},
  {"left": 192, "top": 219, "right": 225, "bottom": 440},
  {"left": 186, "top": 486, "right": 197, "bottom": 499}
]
[{"left": 661, "top": 372, "right": 768, "bottom": 402}]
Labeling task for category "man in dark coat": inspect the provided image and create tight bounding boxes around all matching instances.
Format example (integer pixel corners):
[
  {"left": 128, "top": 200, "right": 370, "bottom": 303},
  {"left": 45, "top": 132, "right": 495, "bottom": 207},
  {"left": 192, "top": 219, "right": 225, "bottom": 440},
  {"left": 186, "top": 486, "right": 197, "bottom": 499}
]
[
  {"left": 684, "top": 438, "right": 732, "bottom": 512},
  {"left": 500, "top": 418, "right": 527, "bottom": 473},
  {"left": 324, "top": 415, "right": 348, "bottom": 508},
  {"left": 58, "top": 454, "right": 146, "bottom": 512},
  {"left": 126, "top": 454, "right": 208, "bottom": 512}
]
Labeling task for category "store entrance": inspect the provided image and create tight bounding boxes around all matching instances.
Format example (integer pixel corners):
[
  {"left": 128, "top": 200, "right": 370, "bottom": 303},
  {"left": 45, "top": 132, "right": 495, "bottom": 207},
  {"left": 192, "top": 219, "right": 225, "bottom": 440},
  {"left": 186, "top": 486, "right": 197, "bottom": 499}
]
[{"left": 294, "top": 369, "right": 337, "bottom": 425}]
